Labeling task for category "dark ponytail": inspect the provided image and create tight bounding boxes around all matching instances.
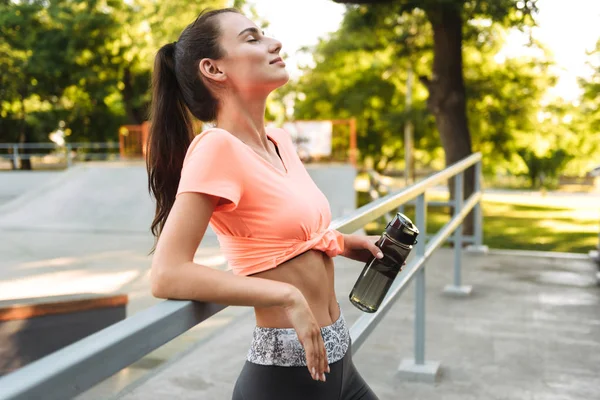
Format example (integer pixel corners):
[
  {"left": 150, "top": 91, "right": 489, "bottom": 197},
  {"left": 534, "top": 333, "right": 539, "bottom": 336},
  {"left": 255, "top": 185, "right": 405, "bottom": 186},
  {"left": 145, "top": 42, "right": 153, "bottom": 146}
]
[
  {"left": 147, "top": 42, "right": 193, "bottom": 244},
  {"left": 147, "top": 8, "right": 241, "bottom": 250}
]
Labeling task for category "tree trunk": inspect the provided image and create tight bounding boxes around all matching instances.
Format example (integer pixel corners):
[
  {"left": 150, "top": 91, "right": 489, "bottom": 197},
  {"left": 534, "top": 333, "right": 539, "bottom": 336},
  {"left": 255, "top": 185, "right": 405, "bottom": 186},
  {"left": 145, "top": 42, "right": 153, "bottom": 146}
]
[
  {"left": 122, "top": 67, "right": 145, "bottom": 124},
  {"left": 421, "top": 4, "right": 475, "bottom": 236},
  {"left": 17, "top": 92, "right": 32, "bottom": 171}
]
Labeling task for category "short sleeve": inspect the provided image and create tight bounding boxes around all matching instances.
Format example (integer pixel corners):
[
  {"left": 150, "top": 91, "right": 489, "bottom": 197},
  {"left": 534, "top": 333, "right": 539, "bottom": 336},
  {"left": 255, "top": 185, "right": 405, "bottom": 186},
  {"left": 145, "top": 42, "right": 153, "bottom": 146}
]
[{"left": 176, "top": 130, "right": 244, "bottom": 212}]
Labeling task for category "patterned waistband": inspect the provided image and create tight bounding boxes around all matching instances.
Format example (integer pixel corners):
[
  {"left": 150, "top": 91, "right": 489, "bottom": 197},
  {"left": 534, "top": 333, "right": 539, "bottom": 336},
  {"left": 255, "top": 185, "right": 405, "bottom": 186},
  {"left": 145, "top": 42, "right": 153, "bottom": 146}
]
[{"left": 247, "top": 305, "right": 350, "bottom": 367}]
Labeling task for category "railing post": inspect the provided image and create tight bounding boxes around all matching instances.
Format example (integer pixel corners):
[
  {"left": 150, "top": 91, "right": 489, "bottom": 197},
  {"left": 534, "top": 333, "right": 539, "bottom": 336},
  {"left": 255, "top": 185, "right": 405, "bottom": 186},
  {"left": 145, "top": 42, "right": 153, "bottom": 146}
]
[
  {"left": 414, "top": 193, "right": 426, "bottom": 365},
  {"left": 66, "top": 144, "right": 73, "bottom": 168},
  {"left": 468, "top": 160, "right": 489, "bottom": 254},
  {"left": 590, "top": 216, "right": 600, "bottom": 274},
  {"left": 398, "top": 193, "right": 441, "bottom": 382},
  {"left": 444, "top": 172, "right": 472, "bottom": 296},
  {"left": 12, "top": 144, "right": 19, "bottom": 170},
  {"left": 474, "top": 161, "right": 483, "bottom": 247}
]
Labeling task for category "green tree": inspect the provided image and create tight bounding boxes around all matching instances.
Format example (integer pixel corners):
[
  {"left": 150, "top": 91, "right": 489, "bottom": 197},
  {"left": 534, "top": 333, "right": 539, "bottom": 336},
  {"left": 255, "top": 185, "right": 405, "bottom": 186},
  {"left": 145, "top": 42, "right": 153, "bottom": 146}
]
[
  {"left": 0, "top": 0, "right": 129, "bottom": 167},
  {"left": 516, "top": 147, "right": 573, "bottom": 188},
  {"left": 579, "top": 39, "right": 600, "bottom": 132},
  {"left": 574, "top": 38, "right": 600, "bottom": 175},
  {"left": 0, "top": 0, "right": 228, "bottom": 169},
  {"left": 282, "top": 6, "right": 436, "bottom": 171},
  {"left": 465, "top": 31, "right": 556, "bottom": 175},
  {"left": 332, "top": 0, "right": 538, "bottom": 234},
  {"left": 288, "top": 4, "right": 553, "bottom": 175}
]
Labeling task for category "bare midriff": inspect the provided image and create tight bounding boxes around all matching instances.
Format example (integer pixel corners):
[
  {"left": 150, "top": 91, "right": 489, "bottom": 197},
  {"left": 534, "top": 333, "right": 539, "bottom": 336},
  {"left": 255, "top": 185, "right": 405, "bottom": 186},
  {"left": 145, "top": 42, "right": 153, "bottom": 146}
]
[{"left": 250, "top": 249, "right": 340, "bottom": 328}]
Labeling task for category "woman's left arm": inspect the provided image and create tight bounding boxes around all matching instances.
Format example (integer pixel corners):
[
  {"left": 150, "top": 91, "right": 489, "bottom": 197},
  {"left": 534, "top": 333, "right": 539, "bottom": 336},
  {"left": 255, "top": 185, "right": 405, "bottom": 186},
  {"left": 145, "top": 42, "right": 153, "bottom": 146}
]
[{"left": 338, "top": 233, "right": 384, "bottom": 263}]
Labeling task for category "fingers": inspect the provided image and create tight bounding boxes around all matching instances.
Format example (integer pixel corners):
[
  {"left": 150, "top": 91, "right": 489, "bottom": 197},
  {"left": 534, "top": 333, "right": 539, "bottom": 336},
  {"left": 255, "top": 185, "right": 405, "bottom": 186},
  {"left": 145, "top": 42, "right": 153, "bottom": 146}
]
[
  {"left": 304, "top": 333, "right": 320, "bottom": 382},
  {"left": 318, "top": 331, "right": 330, "bottom": 376},
  {"left": 303, "top": 336, "right": 317, "bottom": 380},
  {"left": 304, "top": 332, "right": 328, "bottom": 382},
  {"left": 368, "top": 239, "right": 383, "bottom": 259},
  {"left": 313, "top": 335, "right": 325, "bottom": 382}
]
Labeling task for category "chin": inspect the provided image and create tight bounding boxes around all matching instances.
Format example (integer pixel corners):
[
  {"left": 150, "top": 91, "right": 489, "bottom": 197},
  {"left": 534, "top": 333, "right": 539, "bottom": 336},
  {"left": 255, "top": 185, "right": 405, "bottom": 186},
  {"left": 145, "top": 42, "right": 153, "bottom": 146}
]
[
  {"left": 275, "top": 74, "right": 290, "bottom": 88},
  {"left": 266, "top": 74, "right": 290, "bottom": 92}
]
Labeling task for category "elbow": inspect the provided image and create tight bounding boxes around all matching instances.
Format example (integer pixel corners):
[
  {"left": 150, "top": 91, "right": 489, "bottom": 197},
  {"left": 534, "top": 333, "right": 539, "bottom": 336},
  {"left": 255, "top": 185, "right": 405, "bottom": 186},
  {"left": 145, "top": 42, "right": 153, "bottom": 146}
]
[{"left": 150, "top": 264, "right": 170, "bottom": 299}]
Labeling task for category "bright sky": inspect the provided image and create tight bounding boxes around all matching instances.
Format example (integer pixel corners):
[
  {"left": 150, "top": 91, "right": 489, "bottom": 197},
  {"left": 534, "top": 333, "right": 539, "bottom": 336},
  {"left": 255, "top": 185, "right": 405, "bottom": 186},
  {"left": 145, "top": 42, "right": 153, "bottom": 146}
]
[
  {"left": 503, "top": 0, "right": 600, "bottom": 101},
  {"left": 244, "top": 0, "right": 600, "bottom": 102},
  {"left": 247, "top": 0, "right": 346, "bottom": 78}
]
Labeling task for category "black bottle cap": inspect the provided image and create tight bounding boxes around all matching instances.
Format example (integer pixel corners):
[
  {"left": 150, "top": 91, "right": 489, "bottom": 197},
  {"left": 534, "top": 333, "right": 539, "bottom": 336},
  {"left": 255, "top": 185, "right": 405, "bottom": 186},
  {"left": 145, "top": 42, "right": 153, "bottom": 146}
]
[{"left": 385, "top": 213, "right": 419, "bottom": 245}]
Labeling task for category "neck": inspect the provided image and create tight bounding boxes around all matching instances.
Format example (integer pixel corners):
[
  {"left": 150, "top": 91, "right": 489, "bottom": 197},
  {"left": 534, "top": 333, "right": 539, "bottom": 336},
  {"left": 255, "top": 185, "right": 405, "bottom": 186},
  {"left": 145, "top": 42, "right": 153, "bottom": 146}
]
[{"left": 216, "top": 92, "right": 270, "bottom": 149}]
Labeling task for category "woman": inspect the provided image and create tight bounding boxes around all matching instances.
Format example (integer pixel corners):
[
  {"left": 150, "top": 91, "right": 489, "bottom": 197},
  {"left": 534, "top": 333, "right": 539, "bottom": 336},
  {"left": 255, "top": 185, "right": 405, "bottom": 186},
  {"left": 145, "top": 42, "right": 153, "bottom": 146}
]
[{"left": 147, "top": 8, "right": 385, "bottom": 400}]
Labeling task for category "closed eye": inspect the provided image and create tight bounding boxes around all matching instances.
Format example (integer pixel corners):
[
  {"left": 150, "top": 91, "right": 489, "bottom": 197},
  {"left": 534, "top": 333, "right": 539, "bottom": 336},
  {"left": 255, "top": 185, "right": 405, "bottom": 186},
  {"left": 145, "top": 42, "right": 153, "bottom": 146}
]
[{"left": 239, "top": 27, "right": 265, "bottom": 43}]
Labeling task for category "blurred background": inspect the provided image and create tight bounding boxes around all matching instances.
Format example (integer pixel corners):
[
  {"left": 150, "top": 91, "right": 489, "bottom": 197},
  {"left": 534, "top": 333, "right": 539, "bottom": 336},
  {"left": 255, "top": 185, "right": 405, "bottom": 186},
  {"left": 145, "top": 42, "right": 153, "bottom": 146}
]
[
  {"left": 1, "top": 0, "right": 599, "bottom": 252},
  {"left": 1, "top": 0, "right": 599, "bottom": 399}
]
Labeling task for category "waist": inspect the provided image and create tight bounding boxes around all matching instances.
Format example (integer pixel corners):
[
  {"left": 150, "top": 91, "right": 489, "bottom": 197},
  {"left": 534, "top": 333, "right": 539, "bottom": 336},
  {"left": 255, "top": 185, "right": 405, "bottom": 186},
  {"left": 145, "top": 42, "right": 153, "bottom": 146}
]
[
  {"left": 247, "top": 303, "right": 350, "bottom": 367},
  {"left": 251, "top": 249, "right": 337, "bottom": 328}
]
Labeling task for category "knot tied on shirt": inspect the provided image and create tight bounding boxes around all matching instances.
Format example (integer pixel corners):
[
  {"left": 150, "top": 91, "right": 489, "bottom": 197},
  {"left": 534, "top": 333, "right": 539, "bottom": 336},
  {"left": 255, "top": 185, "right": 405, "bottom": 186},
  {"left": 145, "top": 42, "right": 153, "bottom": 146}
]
[{"left": 217, "top": 229, "right": 345, "bottom": 276}]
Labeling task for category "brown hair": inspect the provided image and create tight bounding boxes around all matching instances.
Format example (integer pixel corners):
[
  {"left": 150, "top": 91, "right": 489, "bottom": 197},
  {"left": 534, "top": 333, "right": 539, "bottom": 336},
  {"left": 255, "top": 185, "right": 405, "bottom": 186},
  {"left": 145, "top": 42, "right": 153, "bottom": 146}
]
[{"left": 146, "top": 8, "right": 241, "bottom": 250}]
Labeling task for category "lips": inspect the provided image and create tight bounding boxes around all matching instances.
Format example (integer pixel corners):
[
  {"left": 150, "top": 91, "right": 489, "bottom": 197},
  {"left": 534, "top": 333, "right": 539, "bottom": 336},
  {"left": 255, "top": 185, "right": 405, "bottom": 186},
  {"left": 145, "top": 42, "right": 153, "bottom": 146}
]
[{"left": 269, "top": 57, "right": 283, "bottom": 64}]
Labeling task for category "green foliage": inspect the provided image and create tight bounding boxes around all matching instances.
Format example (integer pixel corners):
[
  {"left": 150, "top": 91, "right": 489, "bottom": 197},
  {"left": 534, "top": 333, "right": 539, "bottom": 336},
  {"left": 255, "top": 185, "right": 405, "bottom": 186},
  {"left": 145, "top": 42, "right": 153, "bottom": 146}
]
[
  {"left": 335, "top": 0, "right": 538, "bottom": 27},
  {"left": 333, "top": 0, "right": 600, "bottom": 186},
  {"left": 288, "top": 4, "right": 554, "bottom": 175},
  {"left": 0, "top": 0, "right": 227, "bottom": 146},
  {"left": 513, "top": 41, "right": 600, "bottom": 182},
  {"left": 464, "top": 32, "right": 556, "bottom": 173},
  {"left": 516, "top": 148, "right": 573, "bottom": 188},
  {"left": 281, "top": 6, "right": 435, "bottom": 171},
  {"left": 358, "top": 189, "right": 598, "bottom": 254},
  {"left": 574, "top": 39, "right": 600, "bottom": 171}
]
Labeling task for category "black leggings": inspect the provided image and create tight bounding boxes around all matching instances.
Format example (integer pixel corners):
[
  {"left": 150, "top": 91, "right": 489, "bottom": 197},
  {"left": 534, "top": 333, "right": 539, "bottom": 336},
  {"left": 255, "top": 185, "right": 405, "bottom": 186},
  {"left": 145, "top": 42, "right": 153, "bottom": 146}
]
[{"left": 231, "top": 346, "right": 379, "bottom": 400}]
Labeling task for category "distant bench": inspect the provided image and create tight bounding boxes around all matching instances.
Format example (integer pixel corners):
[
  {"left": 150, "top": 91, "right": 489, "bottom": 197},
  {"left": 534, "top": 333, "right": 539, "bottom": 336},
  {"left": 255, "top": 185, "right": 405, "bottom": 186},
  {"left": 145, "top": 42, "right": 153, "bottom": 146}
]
[
  {"left": 558, "top": 175, "right": 599, "bottom": 187},
  {"left": 0, "top": 293, "right": 128, "bottom": 375}
]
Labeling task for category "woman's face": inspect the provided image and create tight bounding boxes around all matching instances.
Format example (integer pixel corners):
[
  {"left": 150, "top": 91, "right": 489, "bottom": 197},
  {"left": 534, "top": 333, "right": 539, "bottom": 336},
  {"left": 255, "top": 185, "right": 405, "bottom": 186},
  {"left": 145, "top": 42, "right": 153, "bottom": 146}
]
[{"left": 209, "top": 12, "right": 289, "bottom": 94}]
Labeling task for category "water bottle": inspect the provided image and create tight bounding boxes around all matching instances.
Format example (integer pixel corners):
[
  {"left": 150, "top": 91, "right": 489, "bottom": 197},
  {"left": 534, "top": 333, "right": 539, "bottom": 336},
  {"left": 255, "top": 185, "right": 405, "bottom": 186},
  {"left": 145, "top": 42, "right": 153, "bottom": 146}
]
[{"left": 349, "top": 213, "right": 419, "bottom": 313}]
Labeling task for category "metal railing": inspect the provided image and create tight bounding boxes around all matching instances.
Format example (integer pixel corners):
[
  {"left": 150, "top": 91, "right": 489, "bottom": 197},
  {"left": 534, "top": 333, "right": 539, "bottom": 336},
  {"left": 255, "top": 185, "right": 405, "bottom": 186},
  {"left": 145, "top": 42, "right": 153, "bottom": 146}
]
[
  {"left": 0, "top": 142, "right": 120, "bottom": 168},
  {"left": 0, "top": 153, "right": 484, "bottom": 399}
]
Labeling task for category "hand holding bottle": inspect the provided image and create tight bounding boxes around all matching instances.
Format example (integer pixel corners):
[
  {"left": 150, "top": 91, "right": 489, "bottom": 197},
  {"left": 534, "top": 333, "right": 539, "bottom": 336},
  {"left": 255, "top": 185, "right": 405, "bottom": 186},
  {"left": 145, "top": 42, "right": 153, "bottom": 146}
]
[{"left": 349, "top": 213, "right": 419, "bottom": 313}]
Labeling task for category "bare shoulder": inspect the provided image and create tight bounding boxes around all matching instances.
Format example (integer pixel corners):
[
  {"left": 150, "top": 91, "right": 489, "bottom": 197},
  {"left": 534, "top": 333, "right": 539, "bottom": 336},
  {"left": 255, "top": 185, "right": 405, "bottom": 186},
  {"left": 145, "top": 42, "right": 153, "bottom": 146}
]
[{"left": 152, "top": 192, "right": 219, "bottom": 267}]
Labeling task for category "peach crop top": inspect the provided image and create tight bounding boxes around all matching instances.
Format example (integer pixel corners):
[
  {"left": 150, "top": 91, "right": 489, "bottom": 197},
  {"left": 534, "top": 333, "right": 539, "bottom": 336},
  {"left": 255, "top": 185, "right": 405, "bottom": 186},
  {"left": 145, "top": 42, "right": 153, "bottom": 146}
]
[{"left": 176, "top": 127, "right": 345, "bottom": 276}]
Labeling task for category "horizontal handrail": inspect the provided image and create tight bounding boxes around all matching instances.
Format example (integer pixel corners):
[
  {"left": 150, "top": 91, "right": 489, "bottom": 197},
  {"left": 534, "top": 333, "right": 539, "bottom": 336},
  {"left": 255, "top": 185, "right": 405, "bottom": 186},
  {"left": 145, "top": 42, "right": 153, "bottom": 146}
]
[
  {"left": 332, "top": 152, "right": 480, "bottom": 234},
  {"left": 0, "top": 143, "right": 119, "bottom": 149},
  {"left": 348, "top": 190, "right": 481, "bottom": 352},
  {"left": 0, "top": 152, "right": 483, "bottom": 400},
  {"left": 0, "top": 302, "right": 228, "bottom": 400}
]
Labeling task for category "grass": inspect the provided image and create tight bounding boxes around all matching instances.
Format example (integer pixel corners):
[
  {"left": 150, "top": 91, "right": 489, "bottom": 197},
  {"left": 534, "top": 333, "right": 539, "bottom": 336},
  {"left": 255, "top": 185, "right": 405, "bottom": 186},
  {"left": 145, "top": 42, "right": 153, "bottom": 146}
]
[{"left": 357, "top": 191, "right": 599, "bottom": 254}]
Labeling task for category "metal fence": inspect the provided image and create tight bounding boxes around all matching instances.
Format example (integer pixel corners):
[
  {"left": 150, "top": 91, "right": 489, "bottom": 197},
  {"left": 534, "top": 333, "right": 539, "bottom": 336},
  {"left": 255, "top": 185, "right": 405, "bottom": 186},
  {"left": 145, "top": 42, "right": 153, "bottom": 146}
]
[
  {"left": 0, "top": 153, "right": 484, "bottom": 400},
  {"left": 0, "top": 143, "right": 121, "bottom": 168}
]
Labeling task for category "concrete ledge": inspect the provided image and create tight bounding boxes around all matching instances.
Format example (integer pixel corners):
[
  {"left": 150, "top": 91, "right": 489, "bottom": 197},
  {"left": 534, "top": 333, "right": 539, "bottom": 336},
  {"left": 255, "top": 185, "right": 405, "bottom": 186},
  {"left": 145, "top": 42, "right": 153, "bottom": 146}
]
[
  {"left": 488, "top": 248, "right": 590, "bottom": 260},
  {"left": 442, "top": 285, "right": 473, "bottom": 297},
  {"left": 0, "top": 293, "right": 128, "bottom": 375},
  {"left": 397, "top": 359, "right": 441, "bottom": 383}
]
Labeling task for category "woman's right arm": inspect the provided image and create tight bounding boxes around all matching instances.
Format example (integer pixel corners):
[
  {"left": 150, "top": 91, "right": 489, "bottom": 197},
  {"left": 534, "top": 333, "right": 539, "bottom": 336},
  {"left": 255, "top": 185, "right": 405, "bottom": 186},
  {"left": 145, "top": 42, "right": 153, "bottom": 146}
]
[
  {"left": 150, "top": 192, "right": 296, "bottom": 307},
  {"left": 150, "top": 192, "right": 329, "bottom": 382}
]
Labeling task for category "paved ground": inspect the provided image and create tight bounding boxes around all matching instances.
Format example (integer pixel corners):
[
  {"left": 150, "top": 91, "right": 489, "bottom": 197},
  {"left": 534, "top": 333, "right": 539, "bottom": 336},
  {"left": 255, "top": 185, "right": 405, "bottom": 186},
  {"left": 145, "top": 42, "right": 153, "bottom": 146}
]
[
  {"left": 115, "top": 250, "right": 600, "bottom": 400},
  {"left": 2, "top": 164, "right": 599, "bottom": 400},
  {"left": 0, "top": 162, "right": 357, "bottom": 398},
  {"left": 0, "top": 162, "right": 356, "bottom": 313},
  {"left": 0, "top": 170, "right": 62, "bottom": 206}
]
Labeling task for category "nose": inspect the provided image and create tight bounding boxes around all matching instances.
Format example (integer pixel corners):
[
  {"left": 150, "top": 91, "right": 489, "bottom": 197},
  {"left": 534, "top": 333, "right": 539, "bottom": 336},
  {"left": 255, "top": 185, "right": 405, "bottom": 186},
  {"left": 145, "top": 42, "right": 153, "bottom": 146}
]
[{"left": 268, "top": 37, "right": 282, "bottom": 54}]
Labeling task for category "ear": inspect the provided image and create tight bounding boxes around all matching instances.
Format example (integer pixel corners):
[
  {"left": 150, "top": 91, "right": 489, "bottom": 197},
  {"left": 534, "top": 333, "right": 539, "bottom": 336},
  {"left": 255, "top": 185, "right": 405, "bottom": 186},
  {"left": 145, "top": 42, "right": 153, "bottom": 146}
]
[{"left": 199, "top": 58, "right": 226, "bottom": 83}]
